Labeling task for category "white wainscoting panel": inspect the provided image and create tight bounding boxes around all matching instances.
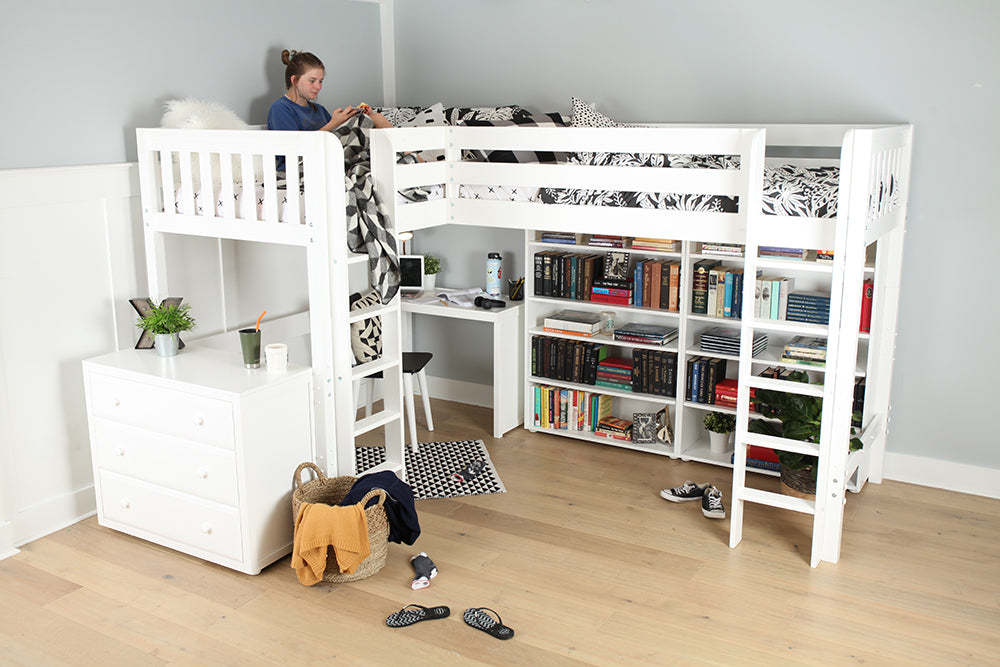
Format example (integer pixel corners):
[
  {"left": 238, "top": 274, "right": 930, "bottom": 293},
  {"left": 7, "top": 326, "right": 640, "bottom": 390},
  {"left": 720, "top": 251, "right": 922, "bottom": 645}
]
[{"left": 0, "top": 163, "right": 142, "bottom": 551}]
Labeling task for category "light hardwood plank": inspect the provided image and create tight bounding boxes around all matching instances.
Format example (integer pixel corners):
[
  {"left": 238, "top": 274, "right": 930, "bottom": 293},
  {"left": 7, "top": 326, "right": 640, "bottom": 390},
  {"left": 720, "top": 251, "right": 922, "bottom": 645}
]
[{"left": 3, "top": 397, "right": 998, "bottom": 665}]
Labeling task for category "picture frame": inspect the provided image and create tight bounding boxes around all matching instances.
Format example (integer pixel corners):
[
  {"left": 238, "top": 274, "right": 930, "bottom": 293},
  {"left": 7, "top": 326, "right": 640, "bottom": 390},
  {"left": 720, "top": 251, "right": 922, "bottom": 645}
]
[{"left": 631, "top": 412, "right": 659, "bottom": 444}]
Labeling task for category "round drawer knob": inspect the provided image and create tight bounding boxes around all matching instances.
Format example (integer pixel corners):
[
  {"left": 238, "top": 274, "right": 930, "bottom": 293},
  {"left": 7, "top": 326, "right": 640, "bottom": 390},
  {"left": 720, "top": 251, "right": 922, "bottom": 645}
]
[
  {"left": 194, "top": 416, "right": 205, "bottom": 427},
  {"left": 111, "top": 397, "right": 121, "bottom": 408},
  {"left": 120, "top": 498, "right": 131, "bottom": 509},
  {"left": 115, "top": 447, "right": 126, "bottom": 457},
  {"left": 201, "top": 523, "right": 213, "bottom": 535},
  {"left": 197, "top": 468, "right": 209, "bottom": 479}
]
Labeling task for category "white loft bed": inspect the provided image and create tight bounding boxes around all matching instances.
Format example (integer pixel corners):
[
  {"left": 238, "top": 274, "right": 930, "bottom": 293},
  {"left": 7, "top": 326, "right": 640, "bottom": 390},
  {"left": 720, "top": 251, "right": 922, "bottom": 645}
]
[
  {"left": 135, "top": 127, "right": 407, "bottom": 481},
  {"left": 372, "top": 122, "right": 913, "bottom": 566},
  {"left": 135, "top": 121, "right": 912, "bottom": 566}
]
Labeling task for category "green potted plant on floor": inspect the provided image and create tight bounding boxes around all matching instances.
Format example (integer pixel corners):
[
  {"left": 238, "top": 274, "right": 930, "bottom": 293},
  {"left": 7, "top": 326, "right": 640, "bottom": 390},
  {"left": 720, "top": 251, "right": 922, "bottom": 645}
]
[
  {"left": 423, "top": 254, "right": 442, "bottom": 290},
  {"left": 704, "top": 411, "right": 736, "bottom": 453},
  {"left": 136, "top": 301, "right": 196, "bottom": 358},
  {"left": 747, "top": 370, "right": 862, "bottom": 498}
]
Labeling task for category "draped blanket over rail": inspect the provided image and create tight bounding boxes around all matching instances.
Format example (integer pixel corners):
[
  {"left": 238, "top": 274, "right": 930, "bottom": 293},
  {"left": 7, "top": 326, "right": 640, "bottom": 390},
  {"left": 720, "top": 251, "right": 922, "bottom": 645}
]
[{"left": 333, "top": 115, "right": 401, "bottom": 303}]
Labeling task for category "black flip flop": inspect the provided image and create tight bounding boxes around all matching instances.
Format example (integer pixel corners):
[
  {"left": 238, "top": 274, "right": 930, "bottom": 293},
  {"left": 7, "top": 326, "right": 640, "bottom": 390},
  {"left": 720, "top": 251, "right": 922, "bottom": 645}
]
[
  {"left": 463, "top": 607, "right": 514, "bottom": 640},
  {"left": 385, "top": 604, "right": 451, "bottom": 628}
]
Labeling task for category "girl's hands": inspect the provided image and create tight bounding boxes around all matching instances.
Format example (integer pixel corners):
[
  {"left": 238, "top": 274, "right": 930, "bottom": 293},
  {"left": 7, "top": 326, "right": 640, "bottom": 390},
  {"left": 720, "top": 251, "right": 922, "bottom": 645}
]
[
  {"left": 360, "top": 106, "right": 393, "bottom": 129},
  {"left": 328, "top": 106, "right": 359, "bottom": 129}
]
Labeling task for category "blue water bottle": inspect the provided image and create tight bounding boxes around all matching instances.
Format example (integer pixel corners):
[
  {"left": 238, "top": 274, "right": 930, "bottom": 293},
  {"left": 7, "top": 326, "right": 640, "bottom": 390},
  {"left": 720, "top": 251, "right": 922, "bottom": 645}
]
[{"left": 486, "top": 252, "right": 503, "bottom": 297}]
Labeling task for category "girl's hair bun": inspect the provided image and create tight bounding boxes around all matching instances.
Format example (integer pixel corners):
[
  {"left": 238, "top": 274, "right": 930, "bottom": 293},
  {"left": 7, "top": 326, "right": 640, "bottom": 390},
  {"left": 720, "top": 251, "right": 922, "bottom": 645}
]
[{"left": 281, "top": 49, "right": 300, "bottom": 66}]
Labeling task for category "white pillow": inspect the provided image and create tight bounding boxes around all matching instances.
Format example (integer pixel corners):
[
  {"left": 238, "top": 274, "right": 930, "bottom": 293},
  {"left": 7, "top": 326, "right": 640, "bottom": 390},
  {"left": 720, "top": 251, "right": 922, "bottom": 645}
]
[
  {"left": 161, "top": 98, "right": 250, "bottom": 130},
  {"left": 160, "top": 98, "right": 257, "bottom": 188}
]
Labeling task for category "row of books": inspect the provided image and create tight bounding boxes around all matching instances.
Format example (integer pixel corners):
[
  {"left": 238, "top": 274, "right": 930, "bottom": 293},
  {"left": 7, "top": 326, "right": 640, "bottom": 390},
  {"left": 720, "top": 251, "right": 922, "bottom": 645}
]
[
  {"left": 759, "top": 246, "right": 835, "bottom": 262},
  {"left": 732, "top": 446, "right": 781, "bottom": 472},
  {"left": 633, "top": 258, "right": 681, "bottom": 311},
  {"left": 631, "top": 237, "right": 681, "bottom": 252},
  {"left": 699, "top": 242, "right": 744, "bottom": 257},
  {"left": 532, "top": 384, "right": 613, "bottom": 432},
  {"left": 785, "top": 291, "right": 831, "bottom": 325},
  {"left": 531, "top": 335, "right": 609, "bottom": 385},
  {"left": 533, "top": 251, "right": 602, "bottom": 301},
  {"left": 630, "top": 349, "right": 678, "bottom": 397},
  {"left": 543, "top": 309, "right": 605, "bottom": 336},
  {"left": 595, "top": 416, "right": 634, "bottom": 441},
  {"left": 753, "top": 275, "right": 794, "bottom": 320},
  {"left": 595, "top": 357, "right": 633, "bottom": 391},
  {"left": 686, "top": 356, "right": 728, "bottom": 404},
  {"left": 699, "top": 326, "right": 768, "bottom": 357},
  {"left": 693, "top": 260, "right": 755, "bottom": 318},
  {"left": 781, "top": 335, "right": 827, "bottom": 367},
  {"left": 612, "top": 322, "right": 678, "bottom": 346}
]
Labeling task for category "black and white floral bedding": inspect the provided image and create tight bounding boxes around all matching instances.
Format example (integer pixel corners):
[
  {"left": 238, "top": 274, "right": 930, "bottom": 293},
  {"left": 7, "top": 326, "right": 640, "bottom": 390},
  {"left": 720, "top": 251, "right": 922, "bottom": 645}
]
[{"left": 379, "top": 100, "right": 848, "bottom": 219}]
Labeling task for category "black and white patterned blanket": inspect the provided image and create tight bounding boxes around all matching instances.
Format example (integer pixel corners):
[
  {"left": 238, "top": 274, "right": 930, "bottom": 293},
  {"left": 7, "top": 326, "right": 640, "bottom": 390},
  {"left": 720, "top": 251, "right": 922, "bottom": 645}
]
[{"left": 332, "top": 114, "right": 401, "bottom": 303}]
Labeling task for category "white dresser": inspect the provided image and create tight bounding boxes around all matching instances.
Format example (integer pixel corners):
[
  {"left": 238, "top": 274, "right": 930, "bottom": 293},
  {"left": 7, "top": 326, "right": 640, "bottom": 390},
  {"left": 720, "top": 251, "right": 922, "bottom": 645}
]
[{"left": 82, "top": 342, "right": 314, "bottom": 575}]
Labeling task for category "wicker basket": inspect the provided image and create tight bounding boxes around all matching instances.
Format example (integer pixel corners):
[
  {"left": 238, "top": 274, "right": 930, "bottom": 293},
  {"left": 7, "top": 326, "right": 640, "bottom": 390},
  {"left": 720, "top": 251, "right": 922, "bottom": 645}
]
[
  {"left": 291, "top": 462, "right": 390, "bottom": 583},
  {"left": 779, "top": 465, "right": 817, "bottom": 500}
]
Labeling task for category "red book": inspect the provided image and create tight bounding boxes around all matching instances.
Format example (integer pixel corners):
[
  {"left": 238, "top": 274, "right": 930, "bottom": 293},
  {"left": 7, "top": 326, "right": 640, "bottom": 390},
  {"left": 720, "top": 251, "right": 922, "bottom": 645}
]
[
  {"left": 747, "top": 445, "right": 779, "bottom": 463},
  {"left": 859, "top": 279, "right": 873, "bottom": 333},
  {"left": 599, "top": 356, "right": 633, "bottom": 369}
]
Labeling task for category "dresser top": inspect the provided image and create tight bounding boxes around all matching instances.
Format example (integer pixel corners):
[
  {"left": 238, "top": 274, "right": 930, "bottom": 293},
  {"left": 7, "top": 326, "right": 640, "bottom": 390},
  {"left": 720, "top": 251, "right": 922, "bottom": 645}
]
[{"left": 83, "top": 339, "right": 310, "bottom": 394}]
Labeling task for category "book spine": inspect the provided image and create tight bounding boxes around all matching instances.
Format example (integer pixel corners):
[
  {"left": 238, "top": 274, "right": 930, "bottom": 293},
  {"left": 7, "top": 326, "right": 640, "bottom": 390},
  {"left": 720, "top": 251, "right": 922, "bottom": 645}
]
[
  {"left": 650, "top": 261, "right": 663, "bottom": 310},
  {"left": 659, "top": 260, "right": 672, "bottom": 310},
  {"left": 633, "top": 260, "right": 644, "bottom": 307},
  {"left": 723, "top": 273, "right": 734, "bottom": 317},
  {"left": 668, "top": 262, "right": 681, "bottom": 311}
]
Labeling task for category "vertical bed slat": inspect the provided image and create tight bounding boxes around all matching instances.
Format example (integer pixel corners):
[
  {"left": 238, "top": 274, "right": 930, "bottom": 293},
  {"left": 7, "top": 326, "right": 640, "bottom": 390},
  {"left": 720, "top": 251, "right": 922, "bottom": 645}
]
[
  {"left": 177, "top": 151, "right": 195, "bottom": 215},
  {"left": 218, "top": 150, "right": 235, "bottom": 219},
  {"left": 258, "top": 152, "right": 279, "bottom": 223},
  {"left": 284, "top": 156, "right": 301, "bottom": 224},
  {"left": 198, "top": 151, "right": 215, "bottom": 218},
  {"left": 159, "top": 150, "right": 176, "bottom": 215}
]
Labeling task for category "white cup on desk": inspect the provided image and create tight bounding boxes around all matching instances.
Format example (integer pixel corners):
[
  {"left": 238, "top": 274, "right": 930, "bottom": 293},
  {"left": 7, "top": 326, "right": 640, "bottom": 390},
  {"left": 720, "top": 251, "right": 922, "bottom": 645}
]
[{"left": 265, "top": 343, "right": 288, "bottom": 373}]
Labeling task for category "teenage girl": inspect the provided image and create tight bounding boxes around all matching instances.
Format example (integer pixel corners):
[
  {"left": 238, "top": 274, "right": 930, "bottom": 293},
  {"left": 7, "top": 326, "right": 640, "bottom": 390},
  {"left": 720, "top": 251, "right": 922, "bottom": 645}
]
[{"left": 266, "top": 49, "right": 391, "bottom": 133}]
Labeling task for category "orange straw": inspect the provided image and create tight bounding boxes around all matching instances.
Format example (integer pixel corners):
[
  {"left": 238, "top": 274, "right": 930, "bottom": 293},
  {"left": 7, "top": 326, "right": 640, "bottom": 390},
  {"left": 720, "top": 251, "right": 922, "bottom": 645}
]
[{"left": 256, "top": 311, "right": 266, "bottom": 331}]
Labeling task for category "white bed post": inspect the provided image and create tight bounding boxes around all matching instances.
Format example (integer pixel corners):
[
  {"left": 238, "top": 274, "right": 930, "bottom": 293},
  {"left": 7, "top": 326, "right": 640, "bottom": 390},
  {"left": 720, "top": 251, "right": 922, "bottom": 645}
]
[
  {"left": 812, "top": 129, "right": 870, "bottom": 565},
  {"left": 303, "top": 134, "right": 354, "bottom": 476}
]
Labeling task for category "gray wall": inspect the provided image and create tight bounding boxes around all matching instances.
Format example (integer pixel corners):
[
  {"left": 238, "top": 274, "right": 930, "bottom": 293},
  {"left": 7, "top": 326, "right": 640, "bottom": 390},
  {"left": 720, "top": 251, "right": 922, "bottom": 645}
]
[
  {"left": 0, "top": 0, "right": 996, "bottom": 474},
  {"left": 0, "top": 0, "right": 382, "bottom": 169},
  {"left": 395, "top": 0, "right": 1000, "bottom": 469}
]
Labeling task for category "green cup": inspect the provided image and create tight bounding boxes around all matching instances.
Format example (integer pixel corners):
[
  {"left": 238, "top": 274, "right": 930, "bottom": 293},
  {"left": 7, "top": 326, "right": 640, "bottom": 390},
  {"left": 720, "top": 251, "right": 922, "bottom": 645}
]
[{"left": 239, "top": 328, "right": 262, "bottom": 369}]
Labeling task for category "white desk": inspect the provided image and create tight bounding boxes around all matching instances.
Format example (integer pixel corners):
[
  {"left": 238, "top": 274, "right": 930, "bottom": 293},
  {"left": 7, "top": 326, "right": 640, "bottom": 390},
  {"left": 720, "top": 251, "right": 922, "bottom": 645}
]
[{"left": 401, "top": 290, "right": 524, "bottom": 438}]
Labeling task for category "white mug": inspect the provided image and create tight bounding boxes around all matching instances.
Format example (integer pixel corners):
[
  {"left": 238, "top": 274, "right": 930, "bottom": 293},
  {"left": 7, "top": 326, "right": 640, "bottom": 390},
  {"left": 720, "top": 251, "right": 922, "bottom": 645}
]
[{"left": 265, "top": 343, "right": 288, "bottom": 373}]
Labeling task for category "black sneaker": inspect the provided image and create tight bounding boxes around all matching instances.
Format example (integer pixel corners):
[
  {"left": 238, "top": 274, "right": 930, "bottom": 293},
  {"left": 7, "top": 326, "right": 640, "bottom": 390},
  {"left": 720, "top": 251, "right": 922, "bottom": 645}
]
[
  {"left": 659, "top": 481, "right": 709, "bottom": 503},
  {"left": 702, "top": 485, "right": 725, "bottom": 519}
]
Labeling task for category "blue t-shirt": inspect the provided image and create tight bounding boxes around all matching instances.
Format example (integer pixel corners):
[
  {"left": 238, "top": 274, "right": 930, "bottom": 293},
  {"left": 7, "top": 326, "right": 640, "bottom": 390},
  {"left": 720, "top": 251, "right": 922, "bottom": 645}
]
[{"left": 267, "top": 97, "right": 333, "bottom": 170}]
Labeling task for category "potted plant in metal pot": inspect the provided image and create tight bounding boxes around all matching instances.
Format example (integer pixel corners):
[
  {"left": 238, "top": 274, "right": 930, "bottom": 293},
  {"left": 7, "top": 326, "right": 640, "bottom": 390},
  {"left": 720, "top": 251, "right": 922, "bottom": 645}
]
[
  {"left": 704, "top": 411, "right": 736, "bottom": 453},
  {"left": 136, "top": 301, "right": 196, "bottom": 357},
  {"left": 747, "top": 370, "right": 862, "bottom": 498}
]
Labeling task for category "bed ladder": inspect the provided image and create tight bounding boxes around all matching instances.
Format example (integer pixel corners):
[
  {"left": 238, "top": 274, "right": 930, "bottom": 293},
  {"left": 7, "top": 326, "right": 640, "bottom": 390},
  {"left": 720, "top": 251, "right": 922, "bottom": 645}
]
[
  {"left": 729, "top": 131, "right": 872, "bottom": 567},
  {"left": 348, "top": 281, "right": 407, "bottom": 481}
]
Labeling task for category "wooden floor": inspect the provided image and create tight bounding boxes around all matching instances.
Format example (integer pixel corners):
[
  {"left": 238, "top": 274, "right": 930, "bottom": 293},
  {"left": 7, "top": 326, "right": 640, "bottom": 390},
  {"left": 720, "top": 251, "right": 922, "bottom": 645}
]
[{"left": 2, "top": 399, "right": 998, "bottom": 665}]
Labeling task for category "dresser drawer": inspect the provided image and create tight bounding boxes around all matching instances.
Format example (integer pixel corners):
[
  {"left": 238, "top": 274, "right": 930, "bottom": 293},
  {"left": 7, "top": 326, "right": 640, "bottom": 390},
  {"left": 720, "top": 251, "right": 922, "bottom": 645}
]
[
  {"left": 89, "top": 373, "right": 235, "bottom": 449},
  {"left": 99, "top": 471, "right": 243, "bottom": 562},
  {"left": 93, "top": 419, "right": 239, "bottom": 506}
]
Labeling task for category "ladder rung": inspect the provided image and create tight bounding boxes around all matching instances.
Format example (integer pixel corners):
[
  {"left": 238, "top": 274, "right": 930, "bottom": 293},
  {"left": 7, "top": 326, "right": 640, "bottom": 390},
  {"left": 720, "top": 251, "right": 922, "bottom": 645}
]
[
  {"left": 745, "top": 375, "right": 826, "bottom": 397},
  {"left": 362, "top": 459, "right": 405, "bottom": 477},
  {"left": 738, "top": 487, "right": 815, "bottom": 514},
  {"left": 348, "top": 302, "right": 395, "bottom": 323},
  {"left": 352, "top": 357, "right": 399, "bottom": 381},
  {"left": 748, "top": 319, "right": 829, "bottom": 335},
  {"left": 354, "top": 408, "right": 402, "bottom": 437},
  {"left": 742, "top": 432, "right": 819, "bottom": 457}
]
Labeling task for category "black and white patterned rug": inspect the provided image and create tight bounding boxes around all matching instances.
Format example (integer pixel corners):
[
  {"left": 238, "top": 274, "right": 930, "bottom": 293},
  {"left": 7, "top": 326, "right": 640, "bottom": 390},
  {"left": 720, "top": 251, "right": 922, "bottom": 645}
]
[{"left": 355, "top": 439, "right": 506, "bottom": 500}]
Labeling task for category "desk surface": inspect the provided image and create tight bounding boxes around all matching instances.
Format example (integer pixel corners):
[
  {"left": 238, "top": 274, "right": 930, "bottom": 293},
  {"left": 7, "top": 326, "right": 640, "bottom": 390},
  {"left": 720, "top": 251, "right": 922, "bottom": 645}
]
[{"left": 401, "top": 289, "right": 523, "bottom": 321}]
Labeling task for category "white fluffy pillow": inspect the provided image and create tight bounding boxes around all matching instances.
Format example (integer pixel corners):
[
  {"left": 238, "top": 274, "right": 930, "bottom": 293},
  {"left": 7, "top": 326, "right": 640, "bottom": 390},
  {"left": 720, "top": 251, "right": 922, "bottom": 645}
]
[
  {"left": 160, "top": 99, "right": 259, "bottom": 188},
  {"left": 161, "top": 98, "right": 250, "bottom": 130}
]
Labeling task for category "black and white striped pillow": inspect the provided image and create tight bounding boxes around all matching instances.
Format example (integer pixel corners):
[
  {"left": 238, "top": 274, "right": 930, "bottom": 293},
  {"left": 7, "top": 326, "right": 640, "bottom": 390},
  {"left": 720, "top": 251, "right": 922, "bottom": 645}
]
[{"left": 459, "top": 112, "right": 571, "bottom": 164}]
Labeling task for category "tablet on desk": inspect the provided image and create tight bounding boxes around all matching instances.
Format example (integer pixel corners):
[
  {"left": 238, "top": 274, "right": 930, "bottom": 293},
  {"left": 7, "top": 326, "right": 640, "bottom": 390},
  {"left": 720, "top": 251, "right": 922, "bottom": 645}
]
[{"left": 399, "top": 255, "right": 425, "bottom": 294}]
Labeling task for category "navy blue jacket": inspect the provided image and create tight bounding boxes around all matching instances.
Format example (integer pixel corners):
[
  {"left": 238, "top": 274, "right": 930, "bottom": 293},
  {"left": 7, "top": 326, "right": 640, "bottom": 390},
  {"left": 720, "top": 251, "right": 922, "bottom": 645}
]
[{"left": 340, "top": 471, "right": 420, "bottom": 545}]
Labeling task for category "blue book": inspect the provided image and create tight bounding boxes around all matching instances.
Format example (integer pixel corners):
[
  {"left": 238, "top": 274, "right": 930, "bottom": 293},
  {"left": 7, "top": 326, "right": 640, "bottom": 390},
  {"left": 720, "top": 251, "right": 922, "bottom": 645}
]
[
  {"left": 723, "top": 273, "right": 734, "bottom": 318},
  {"left": 634, "top": 260, "right": 645, "bottom": 307}
]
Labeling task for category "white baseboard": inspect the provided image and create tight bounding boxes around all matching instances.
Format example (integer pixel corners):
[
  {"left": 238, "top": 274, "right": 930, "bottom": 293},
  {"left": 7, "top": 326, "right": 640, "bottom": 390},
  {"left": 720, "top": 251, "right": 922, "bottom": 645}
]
[
  {"left": 13, "top": 486, "right": 97, "bottom": 548},
  {"left": 0, "top": 521, "right": 18, "bottom": 560},
  {"left": 883, "top": 452, "right": 1000, "bottom": 499},
  {"left": 423, "top": 375, "right": 492, "bottom": 408}
]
